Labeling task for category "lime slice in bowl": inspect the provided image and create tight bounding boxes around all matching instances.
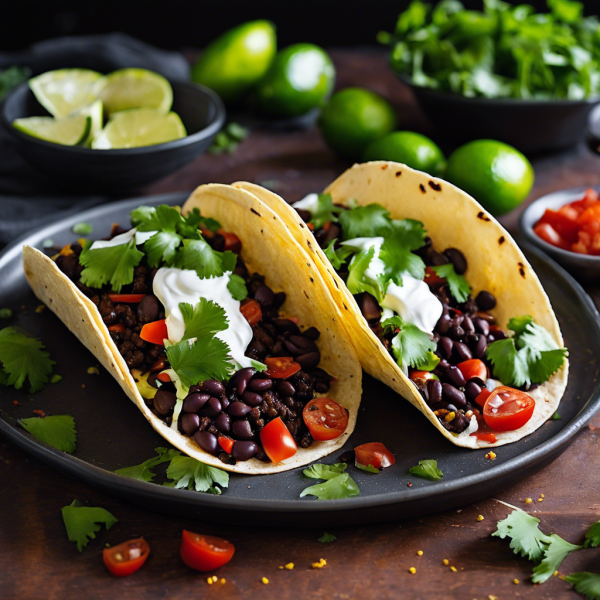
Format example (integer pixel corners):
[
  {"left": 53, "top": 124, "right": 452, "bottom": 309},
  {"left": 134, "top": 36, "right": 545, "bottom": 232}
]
[
  {"left": 13, "top": 115, "right": 91, "bottom": 146},
  {"left": 29, "top": 69, "right": 102, "bottom": 118},
  {"left": 91, "top": 108, "right": 186, "bottom": 149},
  {"left": 70, "top": 99, "right": 104, "bottom": 145},
  {"left": 93, "top": 68, "right": 173, "bottom": 116}
]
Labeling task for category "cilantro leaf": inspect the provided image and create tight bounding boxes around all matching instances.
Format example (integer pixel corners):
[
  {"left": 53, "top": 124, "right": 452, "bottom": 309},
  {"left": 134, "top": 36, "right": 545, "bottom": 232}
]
[
  {"left": 303, "top": 463, "right": 348, "bottom": 480},
  {"left": 319, "top": 532, "right": 337, "bottom": 543},
  {"left": 227, "top": 274, "right": 248, "bottom": 301},
  {"left": 323, "top": 239, "right": 355, "bottom": 270},
  {"left": 179, "top": 299, "right": 229, "bottom": 341},
  {"left": 309, "top": 194, "right": 342, "bottom": 229},
  {"left": 165, "top": 455, "right": 229, "bottom": 494},
  {"left": 181, "top": 207, "right": 221, "bottom": 236},
  {"left": 132, "top": 204, "right": 183, "bottom": 233},
  {"left": 79, "top": 239, "right": 144, "bottom": 293},
  {"left": 432, "top": 263, "right": 471, "bottom": 303},
  {"left": 551, "top": 412, "right": 562, "bottom": 420},
  {"left": 300, "top": 473, "right": 360, "bottom": 500},
  {"left": 532, "top": 534, "right": 582, "bottom": 584},
  {"left": 61, "top": 500, "right": 118, "bottom": 552},
  {"left": 115, "top": 447, "right": 180, "bottom": 482},
  {"left": 356, "top": 463, "right": 380, "bottom": 473},
  {"left": 379, "top": 223, "right": 426, "bottom": 284},
  {"left": 408, "top": 459, "right": 443, "bottom": 481},
  {"left": 346, "top": 247, "right": 385, "bottom": 302},
  {"left": 19, "top": 415, "right": 76, "bottom": 453},
  {"left": 339, "top": 204, "right": 391, "bottom": 240},
  {"left": 173, "top": 238, "right": 231, "bottom": 279},
  {"left": 584, "top": 520, "right": 600, "bottom": 548},
  {"left": 565, "top": 572, "right": 600, "bottom": 600},
  {"left": 143, "top": 231, "right": 182, "bottom": 267},
  {"left": 492, "top": 507, "right": 550, "bottom": 562},
  {"left": 0, "top": 327, "right": 55, "bottom": 392},
  {"left": 383, "top": 315, "right": 437, "bottom": 369}
]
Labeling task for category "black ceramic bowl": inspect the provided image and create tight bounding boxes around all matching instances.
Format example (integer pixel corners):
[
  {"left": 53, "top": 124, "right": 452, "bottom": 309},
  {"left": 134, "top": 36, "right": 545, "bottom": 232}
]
[
  {"left": 0, "top": 80, "right": 225, "bottom": 193},
  {"left": 399, "top": 75, "right": 600, "bottom": 154},
  {"left": 520, "top": 186, "right": 600, "bottom": 282}
]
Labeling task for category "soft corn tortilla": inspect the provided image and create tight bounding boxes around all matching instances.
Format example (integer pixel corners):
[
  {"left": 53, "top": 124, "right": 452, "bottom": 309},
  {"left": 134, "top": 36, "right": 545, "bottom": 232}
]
[
  {"left": 233, "top": 162, "right": 568, "bottom": 449},
  {"left": 23, "top": 183, "right": 362, "bottom": 473}
]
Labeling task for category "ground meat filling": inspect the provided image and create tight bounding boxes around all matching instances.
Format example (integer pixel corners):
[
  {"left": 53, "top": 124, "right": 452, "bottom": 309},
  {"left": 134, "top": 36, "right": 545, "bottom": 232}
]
[{"left": 51, "top": 226, "right": 332, "bottom": 464}]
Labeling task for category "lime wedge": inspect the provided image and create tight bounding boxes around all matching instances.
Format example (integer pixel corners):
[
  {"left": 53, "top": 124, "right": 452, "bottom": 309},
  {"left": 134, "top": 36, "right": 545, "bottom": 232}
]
[
  {"left": 29, "top": 69, "right": 102, "bottom": 118},
  {"left": 13, "top": 115, "right": 91, "bottom": 146},
  {"left": 93, "top": 68, "right": 173, "bottom": 116},
  {"left": 91, "top": 108, "right": 186, "bottom": 149},
  {"left": 71, "top": 99, "right": 103, "bottom": 145}
]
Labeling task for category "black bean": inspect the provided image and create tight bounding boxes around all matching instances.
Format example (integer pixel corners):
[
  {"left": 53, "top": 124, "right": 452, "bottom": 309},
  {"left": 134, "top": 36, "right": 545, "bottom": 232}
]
[
  {"left": 232, "top": 419, "right": 254, "bottom": 440},
  {"left": 430, "top": 250, "right": 449, "bottom": 266},
  {"left": 474, "top": 318, "right": 490, "bottom": 336},
  {"left": 302, "top": 327, "right": 320, "bottom": 340},
  {"left": 247, "top": 378, "right": 273, "bottom": 392},
  {"left": 474, "top": 335, "right": 488, "bottom": 359},
  {"left": 153, "top": 390, "right": 176, "bottom": 415},
  {"left": 296, "top": 352, "right": 320, "bottom": 370},
  {"left": 296, "top": 208, "right": 311, "bottom": 222},
  {"left": 451, "top": 314, "right": 464, "bottom": 327},
  {"left": 465, "top": 381, "right": 482, "bottom": 402},
  {"left": 147, "top": 373, "right": 160, "bottom": 388},
  {"left": 273, "top": 292, "right": 286, "bottom": 308},
  {"left": 437, "top": 358, "right": 450, "bottom": 371},
  {"left": 446, "top": 365, "right": 466, "bottom": 388},
  {"left": 194, "top": 430, "right": 219, "bottom": 455},
  {"left": 314, "top": 381, "right": 329, "bottom": 393},
  {"left": 462, "top": 315, "right": 475, "bottom": 335},
  {"left": 276, "top": 381, "right": 295, "bottom": 396},
  {"left": 202, "top": 397, "right": 222, "bottom": 417},
  {"left": 289, "top": 335, "right": 317, "bottom": 352},
  {"left": 435, "top": 314, "right": 452, "bottom": 335},
  {"left": 183, "top": 393, "right": 210, "bottom": 413},
  {"left": 271, "top": 318, "right": 300, "bottom": 335},
  {"left": 442, "top": 384, "right": 467, "bottom": 408},
  {"left": 214, "top": 412, "right": 231, "bottom": 434},
  {"left": 241, "top": 391, "right": 263, "bottom": 407},
  {"left": 181, "top": 413, "right": 200, "bottom": 435},
  {"left": 137, "top": 294, "right": 160, "bottom": 322},
  {"left": 426, "top": 379, "right": 442, "bottom": 405},
  {"left": 476, "top": 291, "right": 496, "bottom": 311},
  {"left": 228, "top": 402, "right": 252, "bottom": 418},
  {"left": 233, "top": 264, "right": 248, "bottom": 278},
  {"left": 221, "top": 397, "right": 230, "bottom": 410},
  {"left": 453, "top": 342, "right": 473, "bottom": 362},
  {"left": 360, "top": 293, "right": 381, "bottom": 321},
  {"left": 232, "top": 440, "right": 258, "bottom": 461},
  {"left": 444, "top": 248, "right": 467, "bottom": 274},
  {"left": 254, "top": 444, "right": 271, "bottom": 462},
  {"left": 283, "top": 339, "right": 303, "bottom": 356},
  {"left": 439, "top": 336, "right": 453, "bottom": 359},
  {"left": 488, "top": 329, "right": 506, "bottom": 342},
  {"left": 254, "top": 284, "right": 275, "bottom": 307},
  {"left": 200, "top": 379, "right": 226, "bottom": 396},
  {"left": 449, "top": 325, "right": 465, "bottom": 340},
  {"left": 234, "top": 367, "right": 256, "bottom": 396}
]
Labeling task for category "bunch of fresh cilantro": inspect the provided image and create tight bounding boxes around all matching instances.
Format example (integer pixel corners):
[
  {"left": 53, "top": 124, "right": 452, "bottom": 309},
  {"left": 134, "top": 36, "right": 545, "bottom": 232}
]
[{"left": 380, "top": 0, "right": 600, "bottom": 100}]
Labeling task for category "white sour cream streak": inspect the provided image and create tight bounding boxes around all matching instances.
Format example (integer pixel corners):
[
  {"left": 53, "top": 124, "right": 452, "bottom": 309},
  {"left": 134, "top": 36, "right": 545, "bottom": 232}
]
[
  {"left": 90, "top": 227, "right": 158, "bottom": 250},
  {"left": 153, "top": 267, "right": 254, "bottom": 370},
  {"left": 292, "top": 193, "right": 320, "bottom": 214}
]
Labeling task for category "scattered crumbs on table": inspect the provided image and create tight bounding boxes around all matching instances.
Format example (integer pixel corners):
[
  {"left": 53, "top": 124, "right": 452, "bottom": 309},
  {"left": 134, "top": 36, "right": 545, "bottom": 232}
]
[
  {"left": 538, "top": 497, "right": 543, "bottom": 502},
  {"left": 540, "top": 493, "right": 545, "bottom": 498},
  {"left": 87, "top": 366, "right": 99, "bottom": 375},
  {"left": 409, "top": 567, "right": 416, "bottom": 574},
  {"left": 35, "top": 304, "right": 45, "bottom": 313},
  {"left": 477, "top": 515, "right": 485, "bottom": 521},
  {"left": 312, "top": 558, "right": 327, "bottom": 569},
  {"left": 262, "top": 577, "right": 269, "bottom": 585},
  {"left": 450, "top": 566, "right": 458, "bottom": 572},
  {"left": 278, "top": 566, "right": 284, "bottom": 570},
  {"left": 525, "top": 497, "right": 533, "bottom": 504},
  {"left": 554, "top": 570, "right": 559, "bottom": 576},
  {"left": 443, "top": 559, "right": 449, "bottom": 566},
  {"left": 219, "top": 579, "right": 226, "bottom": 585},
  {"left": 417, "top": 550, "right": 423, "bottom": 556},
  {"left": 284, "top": 563, "right": 294, "bottom": 570},
  {"left": 485, "top": 451, "right": 496, "bottom": 460},
  {"left": 489, "top": 596, "right": 498, "bottom": 600},
  {"left": 514, "top": 578, "right": 520, "bottom": 584}
]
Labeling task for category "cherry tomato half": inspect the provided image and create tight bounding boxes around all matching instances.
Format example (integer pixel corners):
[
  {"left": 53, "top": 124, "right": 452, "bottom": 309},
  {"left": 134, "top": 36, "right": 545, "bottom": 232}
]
[
  {"left": 217, "top": 229, "right": 242, "bottom": 253},
  {"left": 457, "top": 359, "right": 488, "bottom": 382},
  {"left": 354, "top": 442, "right": 395, "bottom": 470},
  {"left": 240, "top": 299, "right": 262, "bottom": 327},
  {"left": 180, "top": 531, "right": 235, "bottom": 572},
  {"left": 303, "top": 397, "right": 349, "bottom": 441},
  {"left": 103, "top": 537, "right": 150, "bottom": 577},
  {"left": 483, "top": 386, "right": 535, "bottom": 432},
  {"left": 140, "top": 319, "right": 168, "bottom": 345},
  {"left": 108, "top": 294, "right": 146, "bottom": 303},
  {"left": 265, "top": 357, "right": 301, "bottom": 379},
  {"left": 409, "top": 370, "right": 439, "bottom": 382},
  {"left": 260, "top": 417, "right": 297, "bottom": 463}
]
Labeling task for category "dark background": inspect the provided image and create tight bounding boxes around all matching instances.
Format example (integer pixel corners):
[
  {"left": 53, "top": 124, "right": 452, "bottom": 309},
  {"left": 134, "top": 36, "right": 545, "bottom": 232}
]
[{"left": 1, "top": 0, "right": 599, "bottom": 51}]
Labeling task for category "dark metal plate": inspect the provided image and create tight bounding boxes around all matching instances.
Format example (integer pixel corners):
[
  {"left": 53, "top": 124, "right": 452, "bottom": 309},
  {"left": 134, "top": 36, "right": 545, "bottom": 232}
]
[{"left": 1, "top": 192, "right": 598, "bottom": 527}]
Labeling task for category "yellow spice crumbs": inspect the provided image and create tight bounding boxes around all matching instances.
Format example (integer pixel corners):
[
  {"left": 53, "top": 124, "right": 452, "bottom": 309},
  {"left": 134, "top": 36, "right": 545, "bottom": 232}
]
[
  {"left": 207, "top": 576, "right": 219, "bottom": 585},
  {"left": 477, "top": 515, "right": 485, "bottom": 521},
  {"left": 541, "top": 493, "right": 545, "bottom": 498},
  {"left": 312, "top": 558, "right": 327, "bottom": 569},
  {"left": 525, "top": 498, "right": 533, "bottom": 504},
  {"left": 220, "top": 579, "right": 226, "bottom": 585},
  {"left": 284, "top": 563, "right": 294, "bottom": 570},
  {"left": 485, "top": 451, "right": 497, "bottom": 460},
  {"left": 489, "top": 596, "right": 498, "bottom": 600},
  {"left": 554, "top": 571, "right": 559, "bottom": 576},
  {"left": 443, "top": 559, "right": 449, "bottom": 566},
  {"left": 538, "top": 498, "right": 544, "bottom": 502},
  {"left": 278, "top": 566, "right": 284, "bottom": 570},
  {"left": 514, "top": 578, "right": 520, "bottom": 584},
  {"left": 35, "top": 304, "right": 45, "bottom": 313},
  {"left": 409, "top": 567, "right": 416, "bottom": 574},
  {"left": 417, "top": 550, "right": 423, "bottom": 556},
  {"left": 262, "top": 577, "right": 269, "bottom": 585},
  {"left": 450, "top": 566, "right": 458, "bottom": 573},
  {"left": 87, "top": 366, "right": 100, "bottom": 375}
]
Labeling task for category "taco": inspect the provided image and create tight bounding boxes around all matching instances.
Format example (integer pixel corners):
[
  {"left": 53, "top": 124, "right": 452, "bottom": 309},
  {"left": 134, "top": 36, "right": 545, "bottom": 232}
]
[
  {"left": 23, "top": 184, "right": 362, "bottom": 473},
  {"left": 233, "top": 162, "right": 568, "bottom": 449}
]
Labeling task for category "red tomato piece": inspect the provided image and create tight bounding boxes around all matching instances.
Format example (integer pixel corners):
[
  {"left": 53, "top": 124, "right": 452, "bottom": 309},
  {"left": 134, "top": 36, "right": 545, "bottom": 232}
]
[
  {"left": 475, "top": 388, "right": 492, "bottom": 408},
  {"left": 217, "top": 229, "right": 242, "bottom": 253},
  {"left": 537, "top": 208, "right": 579, "bottom": 243},
  {"left": 409, "top": 370, "right": 439, "bottom": 382},
  {"left": 103, "top": 538, "right": 150, "bottom": 577},
  {"left": 571, "top": 188, "right": 598, "bottom": 213},
  {"left": 303, "top": 397, "right": 349, "bottom": 441},
  {"left": 456, "top": 359, "right": 488, "bottom": 382},
  {"left": 108, "top": 323, "right": 126, "bottom": 334},
  {"left": 140, "top": 319, "right": 168, "bottom": 345},
  {"left": 108, "top": 294, "right": 146, "bottom": 303},
  {"left": 218, "top": 436, "right": 234, "bottom": 454},
  {"left": 354, "top": 442, "right": 395, "bottom": 470},
  {"left": 259, "top": 417, "right": 297, "bottom": 463},
  {"left": 240, "top": 299, "right": 262, "bottom": 327},
  {"left": 150, "top": 357, "right": 166, "bottom": 372},
  {"left": 470, "top": 431, "right": 497, "bottom": 443},
  {"left": 265, "top": 357, "right": 301, "bottom": 379},
  {"left": 180, "top": 531, "right": 235, "bottom": 572},
  {"left": 533, "top": 222, "right": 570, "bottom": 250},
  {"left": 424, "top": 266, "right": 446, "bottom": 287},
  {"left": 483, "top": 387, "right": 535, "bottom": 432},
  {"left": 157, "top": 372, "right": 171, "bottom": 383}
]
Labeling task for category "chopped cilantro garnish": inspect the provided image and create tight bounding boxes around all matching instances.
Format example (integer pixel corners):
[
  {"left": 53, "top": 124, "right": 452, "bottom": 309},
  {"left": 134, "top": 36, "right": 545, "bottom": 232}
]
[
  {"left": 565, "top": 572, "right": 600, "bottom": 599},
  {"left": 356, "top": 463, "right": 380, "bottom": 473},
  {"left": 165, "top": 454, "right": 229, "bottom": 494},
  {"left": 72, "top": 222, "right": 93, "bottom": 235},
  {"left": 61, "top": 499, "right": 118, "bottom": 552},
  {"left": 318, "top": 532, "right": 337, "bottom": 543},
  {"left": 115, "top": 447, "right": 180, "bottom": 482},
  {"left": 408, "top": 459, "right": 443, "bottom": 481},
  {"left": 144, "top": 231, "right": 183, "bottom": 267},
  {"left": 486, "top": 316, "right": 567, "bottom": 387},
  {"left": 50, "top": 374, "right": 63, "bottom": 384},
  {"left": 0, "top": 326, "right": 55, "bottom": 392},
  {"left": 551, "top": 412, "right": 562, "bottom": 420},
  {"left": 0, "top": 308, "right": 13, "bottom": 319},
  {"left": 308, "top": 193, "right": 342, "bottom": 229},
  {"left": 584, "top": 520, "right": 600, "bottom": 548},
  {"left": 338, "top": 203, "right": 391, "bottom": 240},
  {"left": 227, "top": 274, "right": 248, "bottom": 301},
  {"left": 300, "top": 472, "right": 360, "bottom": 500},
  {"left": 346, "top": 247, "right": 385, "bottom": 302},
  {"left": 323, "top": 239, "right": 348, "bottom": 270},
  {"left": 378, "top": 220, "right": 427, "bottom": 284},
  {"left": 432, "top": 263, "right": 471, "bottom": 303},
  {"left": 19, "top": 414, "right": 76, "bottom": 453},
  {"left": 179, "top": 299, "right": 229, "bottom": 341},
  {"left": 303, "top": 463, "right": 348, "bottom": 479},
  {"left": 382, "top": 315, "right": 437, "bottom": 370},
  {"left": 173, "top": 238, "right": 236, "bottom": 280},
  {"left": 532, "top": 534, "right": 582, "bottom": 583}
]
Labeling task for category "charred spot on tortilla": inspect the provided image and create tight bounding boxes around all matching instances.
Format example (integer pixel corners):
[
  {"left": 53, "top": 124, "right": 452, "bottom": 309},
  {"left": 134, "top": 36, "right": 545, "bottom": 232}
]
[
  {"left": 395, "top": 171, "right": 402, "bottom": 177},
  {"left": 477, "top": 211, "right": 491, "bottom": 222},
  {"left": 343, "top": 303, "right": 348, "bottom": 310},
  {"left": 310, "top": 277, "right": 314, "bottom": 283},
  {"left": 428, "top": 181, "right": 442, "bottom": 192},
  {"left": 250, "top": 208, "right": 261, "bottom": 217},
  {"left": 499, "top": 236, "right": 506, "bottom": 245},
  {"left": 518, "top": 262, "right": 526, "bottom": 278},
  {"left": 304, "top": 290, "right": 310, "bottom": 299},
  {"left": 299, "top": 222, "right": 305, "bottom": 228},
  {"left": 419, "top": 184, "right": 426, "bottom": 193}
]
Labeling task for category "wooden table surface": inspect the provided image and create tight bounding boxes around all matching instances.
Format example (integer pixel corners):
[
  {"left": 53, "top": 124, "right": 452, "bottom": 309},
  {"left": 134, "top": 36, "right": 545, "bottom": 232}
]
[{"left": 2, "top": 48, "right": 600, "bottom": 600}]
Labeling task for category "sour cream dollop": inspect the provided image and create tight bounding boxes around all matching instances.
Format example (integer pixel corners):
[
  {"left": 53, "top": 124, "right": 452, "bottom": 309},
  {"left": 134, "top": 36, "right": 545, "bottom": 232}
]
[{"left": 292, "top": 193, "right": 320, "bottom": 214}]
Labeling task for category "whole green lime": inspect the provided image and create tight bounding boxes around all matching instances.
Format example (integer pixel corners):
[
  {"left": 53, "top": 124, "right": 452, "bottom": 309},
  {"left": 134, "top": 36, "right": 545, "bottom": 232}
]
[
  {"left": 191, "top": 21, "right": 276, "bottom": 104},
  {"left": 254, "top": 44, "right": 335, "bottom": 117},
  {"left": 318, "top": 87, "right": 397, "bottom": 159},
  {"left": 363, "top": 131, "right": 446, "bottom": 177},
  {"left": 445, "top": 140, "right": 534, "bottom": 216}
]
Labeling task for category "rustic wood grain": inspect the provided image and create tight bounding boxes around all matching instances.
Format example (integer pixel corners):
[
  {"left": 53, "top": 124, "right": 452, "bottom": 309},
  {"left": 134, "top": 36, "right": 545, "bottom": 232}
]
[{"left": 2, "top": 48, "right": 600, "bottom": 600}]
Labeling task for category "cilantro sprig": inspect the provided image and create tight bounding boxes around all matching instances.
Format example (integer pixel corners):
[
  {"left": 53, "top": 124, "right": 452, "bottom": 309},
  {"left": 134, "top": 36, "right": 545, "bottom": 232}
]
[
  {"left": 300, "top": 463, "right": 360, "bottom": 500},
  {"left": 19, "top": 415, "right": 77, "bottom": 454},
  {"left": 304, "top": 193, "right": 343, "bottom": 229},
  {"left": 61, "top": 500, "right": 118, "bottom": 552},
  {"left": 115, "top": 447, "right": 179, "bottom": 482},
  {"left": 165, "top": 454, "right": 229, "bottom": 494},
  {"left": 382, "top": 315, "right": 437, "bottom": 370},
  {"left": 486, "top": 316, "right": 567, "bottom": 387},
  {"left": 432, "top": 263, "right": 471, "bottom": 303}
]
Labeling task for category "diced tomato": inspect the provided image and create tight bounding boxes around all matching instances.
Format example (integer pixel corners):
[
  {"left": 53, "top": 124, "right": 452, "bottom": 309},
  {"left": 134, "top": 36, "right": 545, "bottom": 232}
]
[
  {"left": 108, "top": 323, "right": 126, "bottom": 334},
  {"left": 157, "top": 372, "right": 171, "bottom": 383},
  {"left": 537, "top": 208, "right": 579, "bottom": 244},
  {"left": 409, "top": 370, "right": 439, "bottom": 382},
  {"left": 354, "top": 442, "right": 395, "bottom": 470},
  {"left": 259, "top": 417, "right": 297, "bottom": 463},
  {"left": 140, "top": 319, "right": 168, "bottom": 345},
  {"left": 217, "top": 229, "right": 242, "bottom": 253},
  {"left": 457, "top": 359, "right": 488, "bottom": 382},
  {"left": 570, "top": 188, "right": 598, "bottom": 213},
  {"left": 303, "top": 397, "right": 349, "bottom": 441},
  {"left": 103, "top": 538, "right": 150, "bottom": 577},
  {"left": 475, "top": 388, "right": 492, "bottom": 408},
  {"left": 265, "top": 357, "right": 301, "bottom": 379},
  {"left": 180, "top": 531, "right": 235, "bottom": 572},
  {"left": 483, "top": 387, "right": 535, "bottom": 431},
  {"left": 533, "top": 223, "right": 570, "bottom": 250},
  {"left": 307, "top": 223, "right": 315, "bottom": 231},
  {"left": 218, "top": 436, "right": 234, "bottom": 454},
  {"left": 470, "top": 431, "right": 497, "bottom": 443},
  {"left": 240, "top": 299, "right": 262, "bottom": 327},
  {"left": 424, "top": 266, "right": 446, "bottom": 287},
  {"left": 108, "top": 294, "right": 146, "bottom": 303}
]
